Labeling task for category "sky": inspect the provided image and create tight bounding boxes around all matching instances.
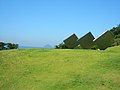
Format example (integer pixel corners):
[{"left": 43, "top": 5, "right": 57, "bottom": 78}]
[{"left": 0, "top": 0, "right": 120, "bottom": 47}]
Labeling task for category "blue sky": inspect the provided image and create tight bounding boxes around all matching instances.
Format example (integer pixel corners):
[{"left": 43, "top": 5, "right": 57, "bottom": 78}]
[{"left": 0, "top": 0, "right": 120, "bottom": 47}]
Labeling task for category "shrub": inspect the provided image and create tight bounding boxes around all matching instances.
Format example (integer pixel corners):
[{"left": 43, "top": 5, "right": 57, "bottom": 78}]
[
  {"left": 74, "top": 45, "right": 83, "bottom": 49},
  {"left": 112, "top": 38, "right": 120, "bottom": 46},
  {"left": 91, "top": 45, "right": 99, "bottom": 50},
  {"left": 0, "top": 42, "right": 4, "bottom": 50},
  {"left": 55, "top": 43, "right": 68, "bottom": 49}
]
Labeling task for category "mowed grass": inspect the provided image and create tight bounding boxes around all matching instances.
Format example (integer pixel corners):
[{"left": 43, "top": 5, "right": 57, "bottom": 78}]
[{"left": 0, "top": 46, "right": 120, "bottom": 90}]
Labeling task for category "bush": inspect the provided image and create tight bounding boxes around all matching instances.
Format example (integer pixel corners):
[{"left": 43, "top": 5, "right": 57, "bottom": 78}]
[
  {"left": 7, "top": 43, "right": 13, "bottom": 49},
  {"left": 0, "top": 42, "right": 4, "bottom": 50},
  {"left": 7, "top": 43, "right": 19, "bottom": 49},
  {"left": 115, "top": 34, "right": 120, "bottom": 39},
  {"left": 55, "top": 43, "right": 68, "bottom": 49},
  {"left": 91, "top": 45, "right": 99, "bottom": 50},
  {"left": 74, "top": 45, "right": 83, "bottom": 49},
  {"left": 112, "top": 38, "right": 120, "bottom": 46},
  {"left": 0, "top": 42, "right": 18, "bottom": 50},
  {"left": 110, "top": 25, "right": 120, "bottom": 46}
]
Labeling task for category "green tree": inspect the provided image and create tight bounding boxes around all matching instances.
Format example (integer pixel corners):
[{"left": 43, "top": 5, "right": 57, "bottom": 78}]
[
  {"left": 8, "top": 43, "right": 14, "bottom": 49},
  {"left": 0, "top": 42, "right": 4, "bottom": 50},
  {"left": 110, "top": 24, "right": 120, "bottom": 46}
]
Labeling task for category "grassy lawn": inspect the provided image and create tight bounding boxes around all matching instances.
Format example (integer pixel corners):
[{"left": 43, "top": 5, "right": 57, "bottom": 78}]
[{"left": 0, "top": 46, "right": 120, "bottom": 90}]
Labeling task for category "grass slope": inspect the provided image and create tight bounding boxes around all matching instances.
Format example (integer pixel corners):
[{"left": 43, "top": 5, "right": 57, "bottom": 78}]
[{"left": 0, "top": 46, "right": 120, "bottom": 90}]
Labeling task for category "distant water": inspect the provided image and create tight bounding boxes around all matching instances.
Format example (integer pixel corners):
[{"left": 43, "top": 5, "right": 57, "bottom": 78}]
[
  {"left": 19, "top": 46, "right": 53, "bottom": 49},
  {"left": 19, "top": 46, "right": 43, "bottom": 49},
  {"left": 44, "top": 44, "right": 53, "bottom": 48}
]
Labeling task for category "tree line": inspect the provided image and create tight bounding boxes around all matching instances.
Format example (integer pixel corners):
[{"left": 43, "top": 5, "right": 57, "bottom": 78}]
[
  {"left": 110, "top": 24, "right": 120, "bottom": 46},
  {"left": 0, "top": 42, "right": 18, "bottom": 50}
]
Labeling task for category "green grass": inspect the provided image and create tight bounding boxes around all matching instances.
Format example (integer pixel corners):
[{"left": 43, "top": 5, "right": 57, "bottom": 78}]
[{"left": 0, "top": 46, "right": 120, "bottom": 90}]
